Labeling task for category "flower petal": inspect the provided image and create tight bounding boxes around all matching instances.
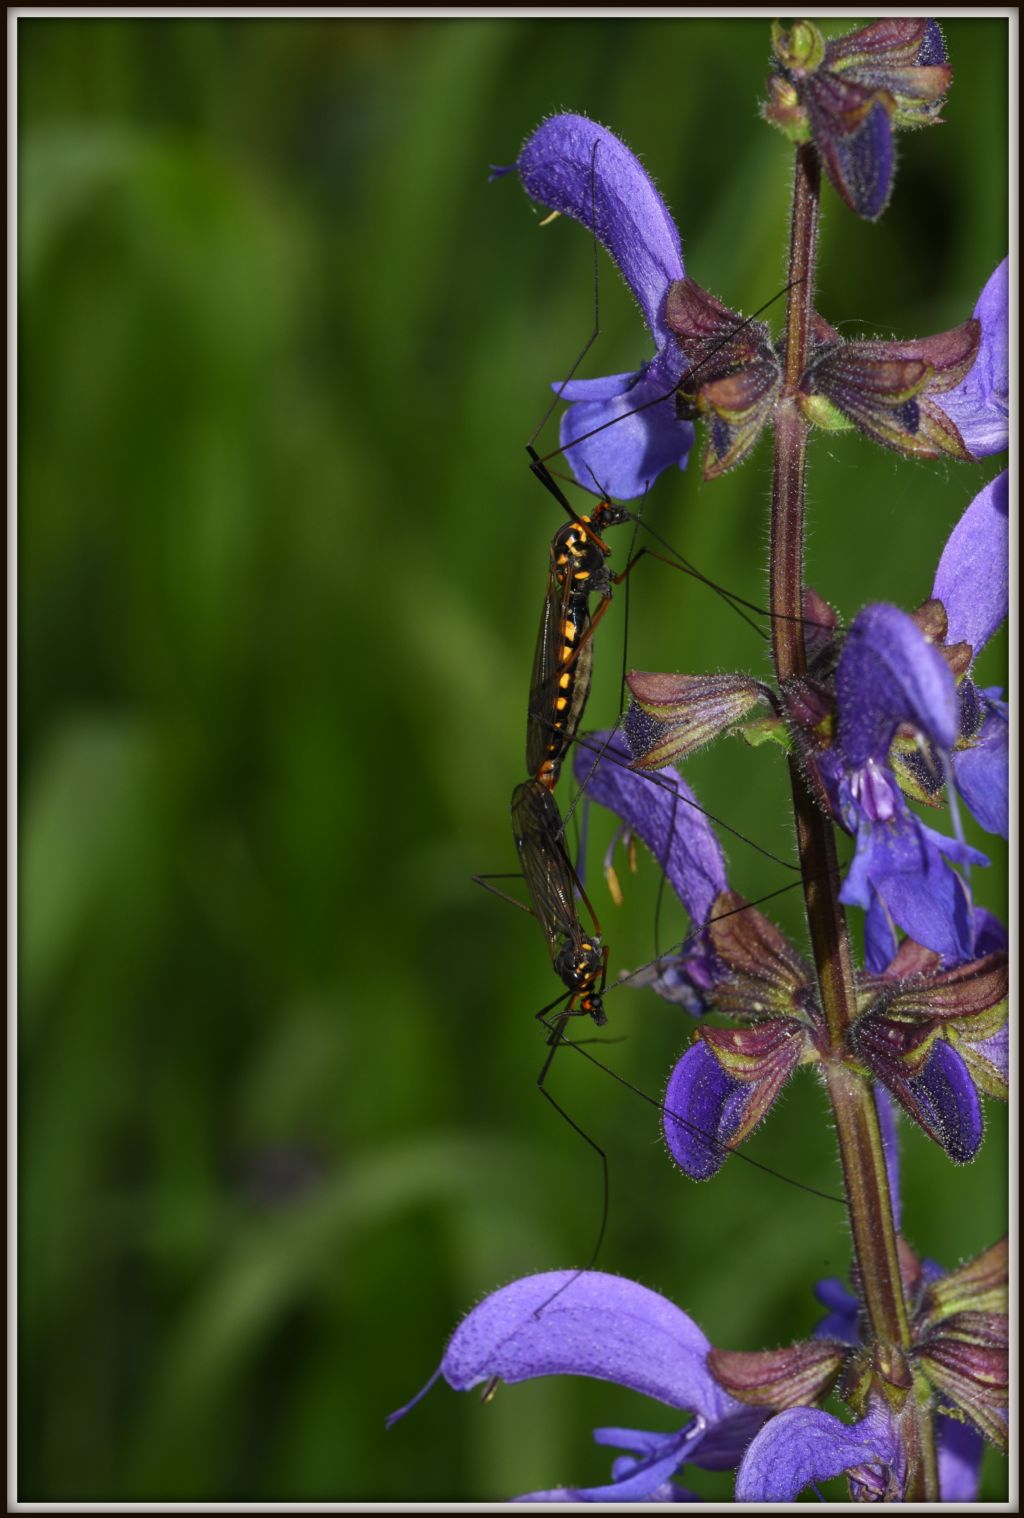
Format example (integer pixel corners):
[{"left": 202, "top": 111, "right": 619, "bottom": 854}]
[
  {"left": 932, "top": 471, "right": 1009, "bottom": 653},
  {"left": 804, "top": 73, "right": 895, "bottom": 222},
  {"left": 662, "top": 1040, "right": 747, "bottom": 1180},
  {"left": 620, "top": 951, "right": 715, "bottom": 1014},
  {"left": 557, "top": 371, "right": 640, "bottom": 403},
  {"left": 954, "top": 703, "right": 1008, "bottom": 839},
  {"left": 516, "top": 114, "right": 683, "bottom": 343},
  {"left": 936, "top": 1414, "right": 985, "bottom": 1503},
  {"left": 864, "top": 891, "right": 898, "bottom": 973},
  {"left": 558, "top": 360, "right": 693, "bottom": 500},
  {"left": 841, "top": 807, "right": 984, "bottom": 965},
  {"left": 574, "top": 730, "right": 727, "bottom": 929},
  {"left": 683, "top": 1406, "right": 770, "bottom": 1471},
  {"left": 735, "top": 1400, "right": 902, "bottom": 1501},
  {"left": 812, "top": 1277, "right": 861, "bottom": 1346},
  {"left": 881, "top": 1038, "right": 983, "bottom": 1163},
  {"left": 940, "top": 260, "right": 1009, "bottom": 457},
  {"left": 971, "top": 906, "right": 1008, "bottom": 958},
  {"left": 515, "top": 1423, "right": 704, "bottom": 1503},
  {"left": 441, "top": 1271, "right": 736, "bottom": 1420},
  {"left": 837, "top": 603, "right": 960, "bottom": 766}
]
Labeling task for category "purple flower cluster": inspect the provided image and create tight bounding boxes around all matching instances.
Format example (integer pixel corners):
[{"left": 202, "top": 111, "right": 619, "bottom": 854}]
[
  {"left": 763, "top": 19, "right": 952, "bottom": 220},
  {"left": 507, "top": 116, "right": 1005, "bottom": 501},
  {"left": 508, "top": 109, "right": 1007, "bottom": 987},
  {"left": 392, "top": 27, "right": 1008, "bottom": 1503},
  {"left": 389, "top": 1151, "right": 1006, "bottom": 1500}
]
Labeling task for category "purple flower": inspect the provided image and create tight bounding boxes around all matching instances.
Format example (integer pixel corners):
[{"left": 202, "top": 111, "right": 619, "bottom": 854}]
[
  {"left": 736, "top": 1396, "right": 907, "bottom": 1501},
  {"left": 850, "top": 932, "right": 1007, "bottom": 1164},
  {"left": 659, "top": 903, "right": 821, "bottom": 1181},
  {"left": 939, "top": 259, "right": 1009, "bottom": 458},
  {"left": 732, "top": 1136, "right": 1006, "bottom": 1501},
  {"left": 576, "top": 718, "right": 1006, "bottom": 1172},
  {"left": 387, "top": 1270, "right": 766, "bottom": 1501},
  {"left": 819, "top": 601, "right": 988, "bottom": 964},
  {"left": 807, "top": 1272, "right": 1002, "bottom": 1504},
  {"left": 737, "top": 1354, "right": 998, "bottom": 1501},
  {"left": 821, "top": 468, "right": 1008, "bottom": 958},
  {"left": 507, "top": 117, "right": 998, "bottom": 495},
  {"left": 510, "top": 114, "right": 694, "bottom": 500},
  {"left": 763, "top": 19, "right": 952, "bottom": 221},
  {"left": 393, "top": 1235, "right": 1006, "bottom": 1502}
]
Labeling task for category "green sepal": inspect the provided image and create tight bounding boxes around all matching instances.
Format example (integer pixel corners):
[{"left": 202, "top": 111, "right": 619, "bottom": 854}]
[
  {"left": 737, "top": 715, "right": 792, "bottom": 752},
  {"left": 958, "top": 1039, "right": 1008, "bottom": 1101},
  {"left": 919, "top": 1238, "right": 1007, "bottom": 1326},
  {"left": 889, "top": 750, "right": 946, "bottom": 808},
  {"left": 915, "top": 1316, "right": 1008, "bottom": 1453},
  {"left": 771, "top": 19, "right": 826, "bottom": 74},
  {"left": 800, "top": 393, "right": 854, "bottom": 432},
  {"left": 871, "top": 1342, "right": 914, "bottom": 1411}
]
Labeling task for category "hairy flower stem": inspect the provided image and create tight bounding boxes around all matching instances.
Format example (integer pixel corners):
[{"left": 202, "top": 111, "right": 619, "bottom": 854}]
[{"left": 770, "top": 143, "right": 937, "bottom": 1502}]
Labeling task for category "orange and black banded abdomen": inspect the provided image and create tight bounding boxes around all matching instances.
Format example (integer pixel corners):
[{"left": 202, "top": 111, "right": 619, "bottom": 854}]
[{"left": 526, "top": 521, "right": 610, "bottom": 790}]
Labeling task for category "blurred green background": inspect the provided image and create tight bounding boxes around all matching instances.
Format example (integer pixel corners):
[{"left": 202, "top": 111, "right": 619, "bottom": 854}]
[{"left": 19, "top": 17, "right": 1008, "bottom": 1503}]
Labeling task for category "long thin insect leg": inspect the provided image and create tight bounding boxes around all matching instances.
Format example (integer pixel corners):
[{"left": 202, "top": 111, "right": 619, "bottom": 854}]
[
  {"left": 532, "top": 1006, "right": 610, "bottom": 1317},
  {"left": 470, "top": 873, "right": 534, "bottom": 915}
]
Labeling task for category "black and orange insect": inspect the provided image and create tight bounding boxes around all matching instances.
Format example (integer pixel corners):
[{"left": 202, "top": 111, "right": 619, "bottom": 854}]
[
  {"left": 511, "top": 776, "right": 608, "bottom": 1024},
  {"left": 525, "top": 468, "right": 632, "bottom": 792}
]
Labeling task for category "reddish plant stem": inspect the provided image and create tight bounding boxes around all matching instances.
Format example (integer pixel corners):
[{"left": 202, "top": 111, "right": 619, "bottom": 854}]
[{"left": 770, "top": 143, "right": 937, "bottom": 1501}]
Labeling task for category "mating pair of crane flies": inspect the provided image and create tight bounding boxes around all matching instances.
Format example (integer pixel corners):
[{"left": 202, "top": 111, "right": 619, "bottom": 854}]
[{"left": 486, "top": 178, "right": 844, "bottom": 1302}]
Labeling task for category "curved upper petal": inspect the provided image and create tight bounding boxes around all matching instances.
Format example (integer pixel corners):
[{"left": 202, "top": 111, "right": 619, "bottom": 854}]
[
  {"left": 558, "top": 360, "right": 693, "bottom": 500},
  {"left": 932, "top": 471, "right": 1008, "bottom": 653},
  {"left": 441, "top": 1270, "right": 737, "bottom": 1420},
  {"left": 939, "top": 260, "right": 1008, "bottom": 457},
  {"left": 574, "top": 730, "right": 727, "bottom": 928},
  {"left": 837, "top": 603, "right": 960, "bottom": 766},
  {"left": 735, "top": 1400, "right": 902, "bottom": 1502},
  {"left": 516, "top": 114, "right": 684, "bottom": 342}
]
